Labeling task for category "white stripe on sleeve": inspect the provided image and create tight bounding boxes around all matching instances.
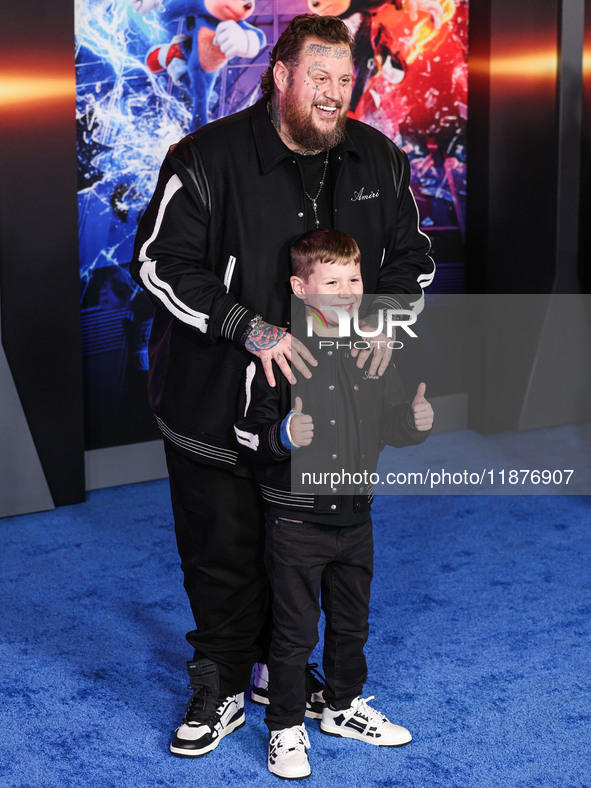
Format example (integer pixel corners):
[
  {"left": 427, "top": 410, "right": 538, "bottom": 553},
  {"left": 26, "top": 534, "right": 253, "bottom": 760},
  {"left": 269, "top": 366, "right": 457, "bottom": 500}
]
[
  {"left": 234, "top": 426, "right": 260, "bottom": 451},
  {"left": 138, "top": 174, "right": 210, "bottom": 333},
  {"left": 408, "top": 186, "right": 436, "bottom": 290},
  {"left": 243, "top": 361, "right": 256, "bottom": 416}
]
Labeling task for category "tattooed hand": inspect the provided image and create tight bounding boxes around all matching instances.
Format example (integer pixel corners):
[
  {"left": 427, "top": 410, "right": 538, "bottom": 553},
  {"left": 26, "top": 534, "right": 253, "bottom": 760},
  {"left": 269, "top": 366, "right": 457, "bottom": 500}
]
[
  {"left": 244, "top": 320, "right": 286, "bottom": 353},
  {"left": 245, "top": 320, "right": 317, "bottom": 387}
]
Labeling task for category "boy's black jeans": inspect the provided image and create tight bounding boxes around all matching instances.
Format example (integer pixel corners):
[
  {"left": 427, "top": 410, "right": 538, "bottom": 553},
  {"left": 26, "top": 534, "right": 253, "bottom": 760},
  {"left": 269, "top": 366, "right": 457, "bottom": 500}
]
[{"left": 264, "top": 515, "right": 374, "bottom": 732}]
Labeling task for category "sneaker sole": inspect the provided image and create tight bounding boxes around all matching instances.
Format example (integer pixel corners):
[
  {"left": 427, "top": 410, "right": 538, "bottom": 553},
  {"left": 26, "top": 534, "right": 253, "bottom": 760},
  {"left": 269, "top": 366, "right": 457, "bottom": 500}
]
[
  {"left": 268, "top": 761, "right": 311, "bottom": 780},
  {"left": 320, "top": 722, "right": 412, "bottom": 747},
  {"left": 170, "top": 713, "right": 245, "bottom": 758},
  {"left": 251, "top": 689, "right": 269, "bottom": 705}
]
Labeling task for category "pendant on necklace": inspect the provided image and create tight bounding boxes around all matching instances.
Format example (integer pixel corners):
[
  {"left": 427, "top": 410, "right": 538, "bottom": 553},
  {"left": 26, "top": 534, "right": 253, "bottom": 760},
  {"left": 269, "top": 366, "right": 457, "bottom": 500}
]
[{"left": 305, "top": 151, "right": 329, "bottom": 230}]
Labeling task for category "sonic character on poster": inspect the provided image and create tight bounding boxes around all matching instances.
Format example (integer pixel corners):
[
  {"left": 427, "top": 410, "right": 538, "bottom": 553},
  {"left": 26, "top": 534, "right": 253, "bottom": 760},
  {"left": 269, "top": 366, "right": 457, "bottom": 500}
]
[{"left": 132, "top": 0, "right": 266, "bottom": 128}]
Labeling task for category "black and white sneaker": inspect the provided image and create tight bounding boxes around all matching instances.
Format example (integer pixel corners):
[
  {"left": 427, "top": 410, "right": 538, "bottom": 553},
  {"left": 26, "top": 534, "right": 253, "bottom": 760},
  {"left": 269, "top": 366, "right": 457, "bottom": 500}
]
[
  {"left": 320, "top": 695, "right": 412, "bottom": 747},
  {"left": 268, "top": 723, "right": 311, "bottom": 780},
  {"left": 251, "top": 662, "right": 325, "bottom": 720},
  {"left": 170, "top": 659, "right": 245, "bottom": 758}
]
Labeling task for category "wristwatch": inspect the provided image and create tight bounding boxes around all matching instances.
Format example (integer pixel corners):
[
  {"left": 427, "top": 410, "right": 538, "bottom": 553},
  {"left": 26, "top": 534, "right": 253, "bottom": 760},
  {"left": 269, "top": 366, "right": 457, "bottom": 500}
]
[{"left": 240, "top": 313, "right": 264, "bottom": 347}]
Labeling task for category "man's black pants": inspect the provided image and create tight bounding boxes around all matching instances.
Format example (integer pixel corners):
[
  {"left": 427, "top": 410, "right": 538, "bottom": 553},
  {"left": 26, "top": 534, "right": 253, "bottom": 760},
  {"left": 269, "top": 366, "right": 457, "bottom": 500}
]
[
  {"left": 165, "top": 444, "right": 270, "bottom": 696},
  {"left": 264, "top": 515, "right": 373, "bottom": 732}
]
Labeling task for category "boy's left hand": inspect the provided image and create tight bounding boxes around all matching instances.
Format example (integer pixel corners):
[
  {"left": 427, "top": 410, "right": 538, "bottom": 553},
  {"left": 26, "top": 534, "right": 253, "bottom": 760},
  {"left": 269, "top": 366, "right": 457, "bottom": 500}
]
[
  {"left": 412, "top": 382, "right": 434, "bottom": 431},
  {"left": 290, "top": 397, "right": 314, "bottom": 447}
]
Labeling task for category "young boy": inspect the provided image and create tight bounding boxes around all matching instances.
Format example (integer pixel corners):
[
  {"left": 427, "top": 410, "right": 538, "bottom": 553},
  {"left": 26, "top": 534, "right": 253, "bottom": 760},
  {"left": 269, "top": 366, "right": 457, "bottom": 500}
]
[{"left": 235, "top": 229, "right": 433, "bottom": 780}]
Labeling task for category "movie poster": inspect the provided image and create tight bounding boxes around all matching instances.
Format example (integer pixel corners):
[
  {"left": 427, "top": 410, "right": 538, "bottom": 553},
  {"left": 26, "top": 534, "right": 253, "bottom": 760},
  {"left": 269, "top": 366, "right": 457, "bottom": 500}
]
[{"left": 75, "top": 0, "right": 468, "bottom": 449}]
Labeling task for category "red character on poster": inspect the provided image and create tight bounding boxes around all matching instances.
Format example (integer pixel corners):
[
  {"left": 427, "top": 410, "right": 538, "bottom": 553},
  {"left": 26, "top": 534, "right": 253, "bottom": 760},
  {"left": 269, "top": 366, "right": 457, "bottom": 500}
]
[{"left": 307, "top": 1, "right": 443, "bottom": 111}]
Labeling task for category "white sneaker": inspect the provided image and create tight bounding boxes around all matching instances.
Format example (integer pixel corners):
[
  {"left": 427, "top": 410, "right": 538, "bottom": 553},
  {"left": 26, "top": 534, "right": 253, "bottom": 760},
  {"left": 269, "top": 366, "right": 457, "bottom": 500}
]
[
  {"left": 268, "top": 723, "right": 311, "bottom": 779},
  {"left": 320, "top": 695, "right": 412, "bottom": 747}
]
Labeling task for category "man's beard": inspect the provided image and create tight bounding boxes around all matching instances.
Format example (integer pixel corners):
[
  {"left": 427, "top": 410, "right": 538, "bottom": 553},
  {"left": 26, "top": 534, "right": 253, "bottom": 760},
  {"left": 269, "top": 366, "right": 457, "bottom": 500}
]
[{"left": 281, "top": 89, "right": 348, "bottom": 151}]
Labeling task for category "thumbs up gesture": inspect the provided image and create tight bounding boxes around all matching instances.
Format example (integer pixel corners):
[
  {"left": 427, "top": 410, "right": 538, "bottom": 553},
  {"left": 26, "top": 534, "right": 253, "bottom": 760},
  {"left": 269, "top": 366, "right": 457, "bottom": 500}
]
[
  {"left": 411, "top": 382, "right": 434, "bottom": 431},
  {"left": 290, "top": 396, "right": 314, "bottom": 447}
]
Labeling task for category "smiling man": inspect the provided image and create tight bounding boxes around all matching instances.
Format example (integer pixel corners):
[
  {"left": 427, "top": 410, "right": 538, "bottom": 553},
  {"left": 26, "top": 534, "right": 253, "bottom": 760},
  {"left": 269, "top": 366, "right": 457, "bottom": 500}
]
[
  {"left": 131, "top": 12, "right": 434, "bottom": 762},
  {"left": 270, "top": 38, "right": 352, "bottom": 153}
]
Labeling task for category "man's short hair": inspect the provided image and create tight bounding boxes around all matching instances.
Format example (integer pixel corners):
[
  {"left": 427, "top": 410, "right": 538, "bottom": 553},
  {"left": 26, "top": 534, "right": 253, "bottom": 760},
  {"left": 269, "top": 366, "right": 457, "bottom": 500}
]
[
  {"left": 260, "top": 14, "right": 354, "bottom": 99},
  {"left": 290, "top": 228, "right": 361, "bottom": 281}
]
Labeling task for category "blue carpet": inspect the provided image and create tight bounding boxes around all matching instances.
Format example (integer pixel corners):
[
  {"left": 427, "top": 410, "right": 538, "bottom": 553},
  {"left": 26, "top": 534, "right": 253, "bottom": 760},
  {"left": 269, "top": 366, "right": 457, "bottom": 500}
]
[
  {"left": 1, "top": 481, "right": 590, "bottom": 787},
  {"left": 377, "top": 422, "right": 591, "bottom": 495}
]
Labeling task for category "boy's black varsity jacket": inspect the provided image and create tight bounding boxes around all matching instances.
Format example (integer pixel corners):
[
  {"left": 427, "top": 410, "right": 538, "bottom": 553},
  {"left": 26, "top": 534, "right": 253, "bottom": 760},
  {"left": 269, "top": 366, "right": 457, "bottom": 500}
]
[{"left": 235, "top": 344, "right": 431, "bottom": 527}]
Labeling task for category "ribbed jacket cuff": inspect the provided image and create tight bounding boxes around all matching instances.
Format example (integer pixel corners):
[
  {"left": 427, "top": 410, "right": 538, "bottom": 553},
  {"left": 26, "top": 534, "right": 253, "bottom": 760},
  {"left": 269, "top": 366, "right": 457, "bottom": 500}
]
[
  {"left": 268, "top": 421, "right": 292, "bottom": 459},
  {"left": 220, "top": 304, "right": 255, "bottom": 343}
]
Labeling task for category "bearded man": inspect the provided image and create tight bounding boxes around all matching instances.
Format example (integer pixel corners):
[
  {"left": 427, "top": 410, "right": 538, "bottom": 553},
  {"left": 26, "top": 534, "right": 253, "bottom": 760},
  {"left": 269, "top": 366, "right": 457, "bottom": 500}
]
[{"left": 131, "top": 12, "right": 434, "bottom": 759}]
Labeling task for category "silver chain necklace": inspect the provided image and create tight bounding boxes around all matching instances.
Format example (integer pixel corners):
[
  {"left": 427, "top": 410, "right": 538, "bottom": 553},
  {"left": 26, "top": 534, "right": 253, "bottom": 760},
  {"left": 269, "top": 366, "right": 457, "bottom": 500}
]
[{"left": 304, "top": 152, "right": 330, "bottom": 229}]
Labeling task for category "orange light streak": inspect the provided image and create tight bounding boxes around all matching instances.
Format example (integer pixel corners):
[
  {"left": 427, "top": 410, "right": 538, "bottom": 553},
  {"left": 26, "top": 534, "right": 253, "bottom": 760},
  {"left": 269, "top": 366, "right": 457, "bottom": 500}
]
[
  {"left": 0, "top": 74, "right": 74, "bottom": 107},
  {"left": 483, "top": 51, "right": 557, "bottom": 78},
  {"left": 471, "top": 47, "right": 591, "bottom": 79}
]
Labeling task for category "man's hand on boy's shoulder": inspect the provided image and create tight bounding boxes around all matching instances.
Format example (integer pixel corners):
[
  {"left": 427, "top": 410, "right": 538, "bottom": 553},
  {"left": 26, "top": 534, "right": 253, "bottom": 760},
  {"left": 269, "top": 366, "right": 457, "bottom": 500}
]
[
  {"left": 245, "top": 320, "right": 317, "bottom": 387},
  {"left": 350, "top": 328, "right": 393, "bottom": 377},
  {"left": 411, "top": 382, "right": 434, "bottom": 431}
]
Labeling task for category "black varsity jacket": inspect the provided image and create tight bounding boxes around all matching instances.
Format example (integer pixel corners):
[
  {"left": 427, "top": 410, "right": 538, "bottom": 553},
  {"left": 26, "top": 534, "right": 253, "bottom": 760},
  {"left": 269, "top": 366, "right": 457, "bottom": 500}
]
[{"left": 130, "top": 98, "right": 435, "bottom": 467}]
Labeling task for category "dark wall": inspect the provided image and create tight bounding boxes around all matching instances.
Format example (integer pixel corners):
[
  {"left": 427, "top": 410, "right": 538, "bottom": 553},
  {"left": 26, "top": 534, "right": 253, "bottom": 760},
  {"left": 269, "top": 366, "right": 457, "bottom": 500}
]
[
  {"left": 465, "top": 0, "right": 589, "bottom": 434},
  {"left": 466, "top": 0, "right": 561, "bottom": 294},
  {"left": 0, "top": 0, "right": 85, "bottom": 507},
  {"left": 580, "top": 1, "right": 591, "bottom": 295}
]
